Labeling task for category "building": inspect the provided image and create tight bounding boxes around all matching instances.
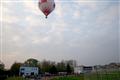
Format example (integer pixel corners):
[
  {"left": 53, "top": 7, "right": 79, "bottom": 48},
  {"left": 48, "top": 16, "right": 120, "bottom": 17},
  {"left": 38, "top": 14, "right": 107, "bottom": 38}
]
[
  {"left": 19, "top": 66, "right": 39, "bottom": 76},
  {"left": 64, "top": 60, "right": 77, "bottom": 67},
  {"left": 74, "top": 66, "right": 93, "bottom": 74},
  {"left": 74, "top": 66, "right": 83, "bottom": 74}
]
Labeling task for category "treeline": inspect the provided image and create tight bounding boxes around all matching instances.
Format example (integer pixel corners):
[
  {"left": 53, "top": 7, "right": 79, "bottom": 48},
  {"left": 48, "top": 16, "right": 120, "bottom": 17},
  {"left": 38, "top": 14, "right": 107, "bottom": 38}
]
[{"left": 0, "top": 58, "right": 76, "bottom": 80}]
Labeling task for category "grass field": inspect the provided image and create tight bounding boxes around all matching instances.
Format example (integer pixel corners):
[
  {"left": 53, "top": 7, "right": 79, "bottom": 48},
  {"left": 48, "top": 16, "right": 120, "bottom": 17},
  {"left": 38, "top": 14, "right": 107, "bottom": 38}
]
[
  {"left": 51, "top": 71, "right": 120, "bottom": 80},
  {"left": 84, "top": 70, "right": 120, "bottom": 80},
  {"left": 5, "top": 77, "right": 28, "bottom": 80},
  {"left": 51, "top": 75, "right": 84, "bottom": 80}
]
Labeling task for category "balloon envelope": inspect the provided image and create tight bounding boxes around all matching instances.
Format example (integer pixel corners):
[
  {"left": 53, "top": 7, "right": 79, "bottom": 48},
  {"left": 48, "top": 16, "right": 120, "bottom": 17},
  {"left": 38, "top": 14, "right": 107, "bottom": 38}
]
[{"left": 38, "top": 0, "right": 55, "bottom": 18}]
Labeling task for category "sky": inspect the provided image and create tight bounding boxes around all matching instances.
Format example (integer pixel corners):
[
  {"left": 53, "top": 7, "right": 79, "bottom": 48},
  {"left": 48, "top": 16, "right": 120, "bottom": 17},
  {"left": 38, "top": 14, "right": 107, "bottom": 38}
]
[{"left": 0, "top": 0, "right": 119, "bottom": 69}]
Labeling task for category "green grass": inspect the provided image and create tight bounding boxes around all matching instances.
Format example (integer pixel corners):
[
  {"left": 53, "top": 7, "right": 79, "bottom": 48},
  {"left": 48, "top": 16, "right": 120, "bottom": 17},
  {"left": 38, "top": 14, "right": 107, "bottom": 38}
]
[
  {"left": 51, "top": 75, "right": 84, "bottom": 80},
  {"left": 51, "top": 71, "right": 120, "bottom": 80},
  {"left": 84, "top": 70, "right": 120, "bottom": 80},
  {"left": 5, "top": 77, "right": 28, "bottom": 80}
]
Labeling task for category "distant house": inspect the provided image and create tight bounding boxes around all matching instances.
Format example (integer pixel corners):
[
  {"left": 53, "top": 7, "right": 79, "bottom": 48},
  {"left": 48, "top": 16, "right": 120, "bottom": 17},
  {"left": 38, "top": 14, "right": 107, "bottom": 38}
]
[
  {"left": 19, "top": 66, "right": 39, "bottom": 76},
  {"left": 74, "top": 66, "right": 93, "bottom": 74}
]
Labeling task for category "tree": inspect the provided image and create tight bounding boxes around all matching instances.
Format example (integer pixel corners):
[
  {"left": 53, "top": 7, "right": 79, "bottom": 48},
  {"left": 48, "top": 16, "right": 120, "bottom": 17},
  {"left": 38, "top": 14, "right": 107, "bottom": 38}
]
[
  {"left": 0, "top": 61, "right": 4, "bottom": 70},
  {"left": 49, "top": 65, "right": 58, "bottom": 74},
  {"left": 41, "top": 60, "right": 55, "bottom": 72},
  {"left": 10, "top": 62, "right": 22, "bottom": 76},
  {"left": 57, "top": 61, "right": 66, "bottom": 72},
  {"left": 24, "top": 58, "right": 39, "bottom": 67},
  {"left": 66, "top": 64, "right": 72, "bottom": 74},
  {"left": 0, "top": 68, "right": 5, "bottom": 75}
]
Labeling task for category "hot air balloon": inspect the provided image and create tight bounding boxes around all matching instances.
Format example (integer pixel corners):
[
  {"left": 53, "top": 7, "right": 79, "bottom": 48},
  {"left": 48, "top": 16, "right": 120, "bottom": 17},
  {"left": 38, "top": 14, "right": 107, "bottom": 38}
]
[{"left": 38, "top": 0, "right": 55, "bottom": 18}]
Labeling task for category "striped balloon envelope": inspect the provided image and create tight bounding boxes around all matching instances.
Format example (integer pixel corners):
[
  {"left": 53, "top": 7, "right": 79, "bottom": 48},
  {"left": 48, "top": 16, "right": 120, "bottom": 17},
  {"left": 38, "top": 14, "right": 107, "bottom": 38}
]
[{"left": 38, "top": 0, "right": 55, "bottom": 18}]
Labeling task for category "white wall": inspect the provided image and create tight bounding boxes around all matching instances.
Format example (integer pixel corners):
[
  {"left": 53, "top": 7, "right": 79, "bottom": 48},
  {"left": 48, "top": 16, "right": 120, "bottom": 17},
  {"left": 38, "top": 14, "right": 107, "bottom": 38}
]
[
  {"left": 20, "top": 67, "right": 39, "bottom": 76},
  {"left": 74, "top": 66, "right": 83, "bottom": 74}
]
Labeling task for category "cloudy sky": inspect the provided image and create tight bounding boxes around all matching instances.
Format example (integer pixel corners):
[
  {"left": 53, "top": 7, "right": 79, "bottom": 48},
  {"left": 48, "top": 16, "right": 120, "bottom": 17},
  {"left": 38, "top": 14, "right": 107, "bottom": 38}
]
[{"left": 0, "top": 0, "right": 119, "bottom": 68}]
